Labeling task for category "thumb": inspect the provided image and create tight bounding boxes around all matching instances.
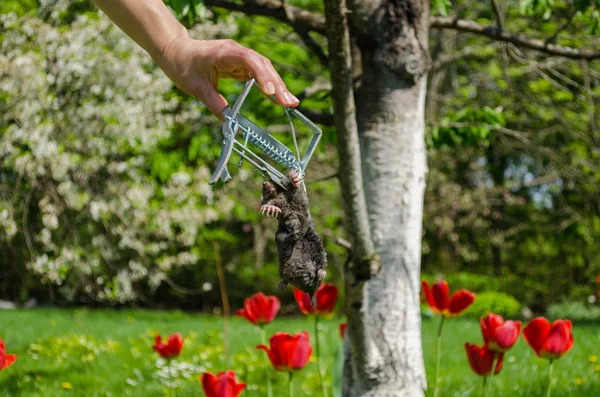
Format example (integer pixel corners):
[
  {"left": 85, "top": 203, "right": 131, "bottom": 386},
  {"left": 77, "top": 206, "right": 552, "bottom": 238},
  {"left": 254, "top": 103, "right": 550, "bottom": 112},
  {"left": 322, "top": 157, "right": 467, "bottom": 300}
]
[{"left": 195, "top": 82, "right": 228, "bottom": 121}]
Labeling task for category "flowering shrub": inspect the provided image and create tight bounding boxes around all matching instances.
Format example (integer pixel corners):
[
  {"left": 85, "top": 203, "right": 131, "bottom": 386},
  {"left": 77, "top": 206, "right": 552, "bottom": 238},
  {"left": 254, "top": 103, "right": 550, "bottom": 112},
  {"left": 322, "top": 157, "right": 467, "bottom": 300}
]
[{"left": 0, "top": 7, "right": 238, "bottom": 303}]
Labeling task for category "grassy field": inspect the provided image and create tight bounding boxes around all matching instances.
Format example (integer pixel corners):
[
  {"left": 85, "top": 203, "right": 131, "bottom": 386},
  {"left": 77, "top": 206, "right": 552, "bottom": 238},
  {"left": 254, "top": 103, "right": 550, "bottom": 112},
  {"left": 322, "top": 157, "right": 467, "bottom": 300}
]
[{"left": 0, "top": 309, "right": 598, "bottom": 396}]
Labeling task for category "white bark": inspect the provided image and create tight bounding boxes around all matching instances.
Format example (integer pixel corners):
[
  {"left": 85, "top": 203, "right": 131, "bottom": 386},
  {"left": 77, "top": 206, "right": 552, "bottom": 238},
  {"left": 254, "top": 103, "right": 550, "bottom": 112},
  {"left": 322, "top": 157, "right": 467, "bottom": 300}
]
[
  {"left": 347, "top": 76, "right": 428, "bottom": 397},
  {"left": 342, "top": 1, "right": 430, "bottom": 395}
]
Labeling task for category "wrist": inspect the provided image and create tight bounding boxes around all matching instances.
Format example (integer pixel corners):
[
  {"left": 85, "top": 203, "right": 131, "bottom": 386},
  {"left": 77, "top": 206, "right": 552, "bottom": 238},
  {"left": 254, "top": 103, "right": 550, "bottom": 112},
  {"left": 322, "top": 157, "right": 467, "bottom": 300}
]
[{"left": 154, "top": 26, "right": 190, "bottom": 65}]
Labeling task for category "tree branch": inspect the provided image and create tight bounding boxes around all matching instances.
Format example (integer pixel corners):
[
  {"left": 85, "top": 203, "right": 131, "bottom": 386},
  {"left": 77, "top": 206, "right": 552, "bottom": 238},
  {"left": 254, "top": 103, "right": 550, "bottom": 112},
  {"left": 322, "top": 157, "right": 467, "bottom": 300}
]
[
  {"left": 545, "top": 9, "right": 577, "bottom": 45},
  {"left": 324, "top": 0, "right": 376, "bottom": 277},
  {"left": 430, "top": 17, "right": 600, "bottom": 60},
  {"left": 204, "top": 0, "right": 326, "bottom": 34},
  {"left": 296, "top": 81, "right": 332, "bottom": 101},
  {"left": 296, "top": 106, "right": 334, "bottom": 126},
  {"left": 294, "top": 28, "right": 329, "bottom": 66},
  {"left": 204, "top": 2, "right": 600, "bottom": 60},
  {"left": 490, "top": 0, "right": 504, "bottom": 28},
  {"left": 431, "top": 44, "right": 498, "bottom": 70}
]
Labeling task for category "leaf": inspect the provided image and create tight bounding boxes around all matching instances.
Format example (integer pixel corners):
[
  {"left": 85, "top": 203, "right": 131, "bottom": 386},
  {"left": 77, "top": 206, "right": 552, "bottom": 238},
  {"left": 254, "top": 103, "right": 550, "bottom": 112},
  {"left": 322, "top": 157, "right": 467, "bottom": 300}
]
[
  {"left": 431, "top": 0, "right": 452, "bottom": 16},
  {"left": 520, "top": 0, "right": 554, "bottom": 19},
  {"left": 574, "top": 0, "right": 592, "bottom": 11},
  {"left": 590, "top": 10, "right": 600, "bottom": 35}
]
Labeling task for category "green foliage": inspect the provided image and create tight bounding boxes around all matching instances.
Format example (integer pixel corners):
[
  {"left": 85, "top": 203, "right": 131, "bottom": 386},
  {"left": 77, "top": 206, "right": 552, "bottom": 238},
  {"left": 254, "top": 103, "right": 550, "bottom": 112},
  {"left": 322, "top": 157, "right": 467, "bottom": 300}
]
[
  {"left": 520, "top": 0, "right": 555, "bottom": 19},
  {"left": 424, "top": 0, "right": 600, "bottom": 313},
  {"left": 0, "top": 0, "right": 38, "bottom": 17},
  {"left": 27, "top": 335, "right": 119, "bottom": 364},
  {"left": 163, "top": 0, "right": 206, "bottom": 26},
  {"left": 428, "top": 107, "right": 504, "bottom": 149},
  {"left": 421, "top": 272, "right": 502, "bottom": 293},
  {"left": 464, "top": 291, "right": 522, "bottom": 319},
  {"left": 431, "top": 0, "right": 452, "bottom": 16},
  {"left": 547, "top": 301, "right": 600, "bottom": 321}
]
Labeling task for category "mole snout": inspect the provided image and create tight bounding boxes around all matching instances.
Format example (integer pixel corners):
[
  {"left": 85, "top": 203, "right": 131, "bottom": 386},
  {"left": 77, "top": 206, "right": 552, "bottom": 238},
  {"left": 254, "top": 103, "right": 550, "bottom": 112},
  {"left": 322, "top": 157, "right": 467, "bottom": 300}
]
[{"left": 263, "top": 181, "right": 277, "bottom": 196}]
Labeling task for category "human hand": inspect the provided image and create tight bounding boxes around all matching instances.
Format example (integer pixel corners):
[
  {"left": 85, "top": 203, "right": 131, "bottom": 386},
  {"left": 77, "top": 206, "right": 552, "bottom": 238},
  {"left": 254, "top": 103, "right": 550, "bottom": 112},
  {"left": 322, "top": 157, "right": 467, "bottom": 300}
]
[{"left": 157, "top": 35, "right": 300, "bottom": 120}]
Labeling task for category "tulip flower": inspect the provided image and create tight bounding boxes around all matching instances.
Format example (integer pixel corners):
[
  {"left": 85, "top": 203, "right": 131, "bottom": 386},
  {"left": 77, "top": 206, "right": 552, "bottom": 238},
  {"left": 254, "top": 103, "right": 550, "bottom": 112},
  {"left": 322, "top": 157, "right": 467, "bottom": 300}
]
[
  {"left": 294, "top": 284, "right": 338, "bottom": 316},
  {"left": 422, "top": 280, "right": 475, "bottom": 397},
  {"left": 153, "top": 333, "right": 183, "bottom": 359},
  {"left": 201, "top": 371, "right": 245, "bottom": 397},
  {"left": 523, "top": 318, "right": 574, "bottom": 397},
  {"left": 236, "top": 292, "right": 280, "bottom": 326},
  {"left": 236, "top": 292, "right": 280, "bottom": 397},
  {"left": 257, "top": 331, "right": 312, "bottom": 372},
  {"left": 421, "top": 280, "right": 475, "bottom": 317},
  {"left": 0, "top": 338, "right": 17, "bottom": 371},
  {"left": 339, "top": 323, "right": 347, "bottom": 339},
  {"left": 294, "top": 284, "right": 338, "bottom": 397},
  {"left": 480, "top": 313, "right": 521, "bottom": 352},
  {"left": 465, "top": 343, "right": 504, "bottom": 376},
  {"left": 523, "top": 318, "right": 574, "bottom": 359},
  {"left": 257, "top": 332, "right": 312, "bottom": 397}
]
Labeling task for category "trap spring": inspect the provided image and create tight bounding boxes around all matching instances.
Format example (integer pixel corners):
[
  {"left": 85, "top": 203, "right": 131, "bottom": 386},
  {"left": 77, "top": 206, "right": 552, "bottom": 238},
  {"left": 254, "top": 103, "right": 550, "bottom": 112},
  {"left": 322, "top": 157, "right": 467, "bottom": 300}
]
[{"left": 209, "top": 79, "right": 322, "bottom": 190}]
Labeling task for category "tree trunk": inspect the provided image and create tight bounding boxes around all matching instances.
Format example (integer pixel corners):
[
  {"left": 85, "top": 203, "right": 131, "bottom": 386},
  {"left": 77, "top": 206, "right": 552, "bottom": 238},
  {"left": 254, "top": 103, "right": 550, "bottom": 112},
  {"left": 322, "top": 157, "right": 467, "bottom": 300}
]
[{"left": 336, "top": 1, "right": 430, "bottom": 396}]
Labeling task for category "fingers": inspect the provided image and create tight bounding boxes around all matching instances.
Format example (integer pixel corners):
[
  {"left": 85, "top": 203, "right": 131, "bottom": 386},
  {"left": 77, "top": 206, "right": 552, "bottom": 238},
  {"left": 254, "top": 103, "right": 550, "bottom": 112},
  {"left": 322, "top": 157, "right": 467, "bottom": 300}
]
[{"left": 222, "top": 42, "right": 300, "bottom": 107}]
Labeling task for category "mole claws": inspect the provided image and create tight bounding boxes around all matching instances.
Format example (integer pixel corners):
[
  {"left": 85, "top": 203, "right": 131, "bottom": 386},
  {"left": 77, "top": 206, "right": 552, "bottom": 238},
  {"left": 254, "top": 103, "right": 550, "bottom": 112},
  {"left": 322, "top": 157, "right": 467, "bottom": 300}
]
[{"left": 260, "top": 204, "right": 282, "bottom": 218}]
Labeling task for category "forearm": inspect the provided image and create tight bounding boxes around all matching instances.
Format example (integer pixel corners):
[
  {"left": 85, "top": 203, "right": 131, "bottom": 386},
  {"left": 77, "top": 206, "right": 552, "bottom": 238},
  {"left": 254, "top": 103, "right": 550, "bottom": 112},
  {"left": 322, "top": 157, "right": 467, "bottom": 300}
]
[{"left": 93, "top": 0, "right": 187, "bottom": 62}]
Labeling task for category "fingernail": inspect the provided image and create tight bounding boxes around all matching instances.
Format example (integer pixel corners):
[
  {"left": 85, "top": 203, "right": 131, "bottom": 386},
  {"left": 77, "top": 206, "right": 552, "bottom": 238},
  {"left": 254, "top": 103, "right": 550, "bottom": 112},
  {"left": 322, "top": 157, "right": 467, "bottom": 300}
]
[
  {"left": 283, "top": 91, "right": 299, "bottom": 104},
  {"left": 265, "top": 82, "right": 275, "bottom": 95}
]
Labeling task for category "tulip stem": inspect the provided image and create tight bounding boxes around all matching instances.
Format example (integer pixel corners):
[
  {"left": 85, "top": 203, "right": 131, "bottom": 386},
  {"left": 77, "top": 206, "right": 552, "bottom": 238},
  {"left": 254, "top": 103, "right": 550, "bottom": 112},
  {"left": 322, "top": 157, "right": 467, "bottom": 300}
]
[
  {"left": 314, "top": 316, "right": 329, "bottom": 397},
  {"left": 484, "top": 353, "right": 498, "bottom": 397},
  {"left": 260, "top": 327, "right": 273, "bottom": 397},
  {"left": 433, "top": 316, "right": 446, "bottom": 397},
  {"left": 289, "top": 372, "right": 294, "bottom": 397},
  {"left": 546, "top": 359, "right": 554, "bottom": 397}
]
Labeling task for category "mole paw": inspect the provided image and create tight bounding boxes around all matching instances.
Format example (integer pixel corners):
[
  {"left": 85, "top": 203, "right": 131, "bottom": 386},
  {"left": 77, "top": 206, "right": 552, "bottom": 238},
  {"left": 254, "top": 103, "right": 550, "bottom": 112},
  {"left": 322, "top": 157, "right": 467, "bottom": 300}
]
[
  {"left": 289, "top": 169, "right": 304, "bottom": 188},
  {"left": 260, "top": 204, "right": 282, "bottom": 218},
  {"left": 318, "top": 269, "right": 326, "bottom": 281},
  {"left": 278, "top": 281, "right": 288, "bottom": 291}
]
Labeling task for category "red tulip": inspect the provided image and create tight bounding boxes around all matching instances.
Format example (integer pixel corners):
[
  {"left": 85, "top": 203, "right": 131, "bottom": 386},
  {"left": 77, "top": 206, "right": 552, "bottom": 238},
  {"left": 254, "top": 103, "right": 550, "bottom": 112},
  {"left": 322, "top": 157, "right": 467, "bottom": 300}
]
[
  {"left": 201, "top": 371, "right": 245, "bottom": 397},
  {"left": 0, "top": 338, "right": 17, "bottom": 370},
  {"left": 339, "top": 323, "right": 347, "bottom": 339},
  {"left": 421, "top": 280, "right": 475, "bottom": 316},
  {"left": 153, "top": 333, "right": 183, "bottom": 359},
  {"left": 294, "top": 284, "right": 338, "bottom": 316},
  {"left": 523, "top": 317, "right": 574, "bottom": 359},
  {"left": 481, "top": 313, "right": 521, "bottom": 352},
  {"left": 236, "top": 292, "right": 280, "bottom": 326},
  {"left": 256, "top": 331, "right": 312, "bottom": 372},
  {"left": 465, "top": 343, "right": 504, "bottom": 376}
]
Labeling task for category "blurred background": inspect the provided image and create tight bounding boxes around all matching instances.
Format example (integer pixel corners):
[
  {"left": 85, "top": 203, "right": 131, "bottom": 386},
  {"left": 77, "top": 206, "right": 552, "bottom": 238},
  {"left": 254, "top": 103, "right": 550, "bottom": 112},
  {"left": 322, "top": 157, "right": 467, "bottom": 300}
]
[{"left": 1, "top": 0, "right": 599, "bottom": 319}]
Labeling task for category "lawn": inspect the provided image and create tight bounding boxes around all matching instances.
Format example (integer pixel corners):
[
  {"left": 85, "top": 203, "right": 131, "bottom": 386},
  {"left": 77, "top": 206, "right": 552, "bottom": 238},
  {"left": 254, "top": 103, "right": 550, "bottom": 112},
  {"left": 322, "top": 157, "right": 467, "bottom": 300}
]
[{"left": 0, "top": 308, "right": 598, "bottom": 396}]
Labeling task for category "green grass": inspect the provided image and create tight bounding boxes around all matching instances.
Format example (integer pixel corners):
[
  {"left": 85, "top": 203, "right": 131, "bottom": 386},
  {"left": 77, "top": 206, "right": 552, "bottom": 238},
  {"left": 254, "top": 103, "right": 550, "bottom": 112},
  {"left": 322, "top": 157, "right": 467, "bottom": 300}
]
[{"left": 0, "top": 309, "right": 598, "bottom": 396}]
